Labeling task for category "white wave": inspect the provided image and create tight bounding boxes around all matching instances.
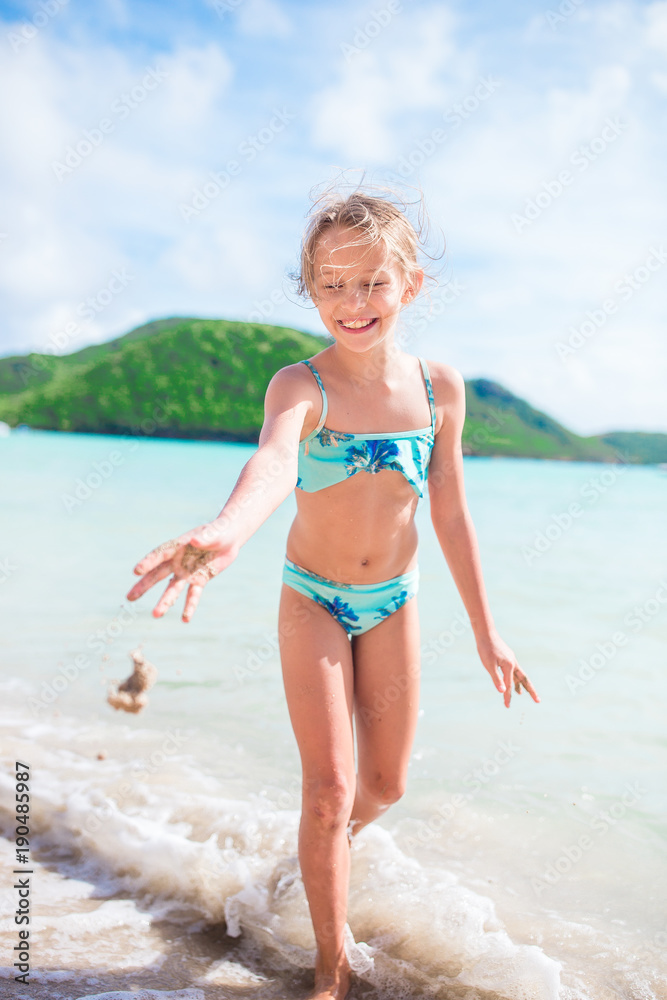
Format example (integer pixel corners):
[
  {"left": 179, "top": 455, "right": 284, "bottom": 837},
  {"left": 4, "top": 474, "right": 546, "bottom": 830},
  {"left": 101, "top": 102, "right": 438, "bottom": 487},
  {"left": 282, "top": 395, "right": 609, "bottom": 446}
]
[
  {"left": 196, "top": 958, "right": 271, "bottom": 985},
  {"left": 0, "top": 712, "right": 562, "bottom": 1000}
]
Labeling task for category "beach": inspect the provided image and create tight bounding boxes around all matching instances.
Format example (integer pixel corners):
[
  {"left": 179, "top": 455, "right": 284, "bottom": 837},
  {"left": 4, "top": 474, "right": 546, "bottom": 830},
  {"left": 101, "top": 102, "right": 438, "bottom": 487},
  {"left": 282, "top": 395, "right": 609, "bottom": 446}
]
[{"left": 1, "top": 429, "right": 666, "bottom": 1000}]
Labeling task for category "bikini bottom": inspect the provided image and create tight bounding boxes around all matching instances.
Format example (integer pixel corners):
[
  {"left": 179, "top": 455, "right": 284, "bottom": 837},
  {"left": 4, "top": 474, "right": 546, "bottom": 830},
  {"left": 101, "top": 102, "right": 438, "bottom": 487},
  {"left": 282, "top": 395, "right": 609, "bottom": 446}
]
[{"left": 282, "top": 557, "right": 419, "bottom": 636}]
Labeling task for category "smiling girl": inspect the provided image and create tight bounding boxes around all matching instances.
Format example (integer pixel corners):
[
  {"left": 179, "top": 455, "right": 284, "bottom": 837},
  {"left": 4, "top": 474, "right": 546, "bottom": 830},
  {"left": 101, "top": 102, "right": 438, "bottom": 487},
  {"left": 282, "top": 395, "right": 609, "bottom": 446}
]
[{"left": 127, "top": 189, "right": 539, "bottom": 1000}]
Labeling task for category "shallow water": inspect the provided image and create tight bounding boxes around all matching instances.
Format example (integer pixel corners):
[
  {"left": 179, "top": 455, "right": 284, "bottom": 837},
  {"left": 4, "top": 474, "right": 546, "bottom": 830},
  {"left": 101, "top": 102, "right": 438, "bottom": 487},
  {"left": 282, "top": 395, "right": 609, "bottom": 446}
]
[{"left": 1, "top": 430, "right": 666, "bottom": 999}]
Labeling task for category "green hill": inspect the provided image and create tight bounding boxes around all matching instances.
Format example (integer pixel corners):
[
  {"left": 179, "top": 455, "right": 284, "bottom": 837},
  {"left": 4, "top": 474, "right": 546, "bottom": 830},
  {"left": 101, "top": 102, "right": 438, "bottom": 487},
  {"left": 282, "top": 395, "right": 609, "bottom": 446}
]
[
  {"left": 0, "top": 317, "right": 665, "bottom": 462},
  {"left": 463, "top": 379, "right": 617, "bottom": 462},
  {"left": 462, "top": 381, "right": 667, "bottom": 463},
  {"left": 598, "top": 431, "right": 667, "bottom": 466},
  {"left": 0, "top": 318, "right": 327, "bottom": 442},
  {"left": 0, "top": 317, "right": 200, "bottom": 396}
]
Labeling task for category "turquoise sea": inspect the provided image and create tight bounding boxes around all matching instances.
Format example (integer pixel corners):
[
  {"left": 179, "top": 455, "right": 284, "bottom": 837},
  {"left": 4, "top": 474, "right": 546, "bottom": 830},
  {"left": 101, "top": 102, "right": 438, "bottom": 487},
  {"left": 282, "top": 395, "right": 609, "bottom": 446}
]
[{"left": 1, "top": 429, "right": 666, "bottom": 1000}]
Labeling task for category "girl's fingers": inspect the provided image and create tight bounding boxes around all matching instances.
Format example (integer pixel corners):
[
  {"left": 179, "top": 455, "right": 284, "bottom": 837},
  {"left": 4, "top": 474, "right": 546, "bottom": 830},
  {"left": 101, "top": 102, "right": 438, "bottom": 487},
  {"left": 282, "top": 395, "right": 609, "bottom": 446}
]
[
  {"left": 503, "top": 679, "right": 512, "bottom": 709},
  {"left": 505, "top": 665, "right": 540, "bottom": 707},
  {"left": 501, "top": 660, "right": 519, "bottom": 708},
  {"left": 490, "top": 664, "right": 506, "bottom": 694},
  {"left": 182, "top": 582, "right": 205, "bottom": 623},
  {"left": 519, "top": 673, "right": 540, "bottom": 704},
  {"left": 126, "top": 561, "right": 173, "bottom": 601},
  {"left": 499, "top": 661, "right": 518, "bottom": 708},
  {"left": 153, "top": 576, "right": 187, "bottom": 618},
  {"left": 134, "top": 537, "right": 189, "bottom": 576},
  {"left": 481, "top": 644, "right": 540, "bottom": 709}
]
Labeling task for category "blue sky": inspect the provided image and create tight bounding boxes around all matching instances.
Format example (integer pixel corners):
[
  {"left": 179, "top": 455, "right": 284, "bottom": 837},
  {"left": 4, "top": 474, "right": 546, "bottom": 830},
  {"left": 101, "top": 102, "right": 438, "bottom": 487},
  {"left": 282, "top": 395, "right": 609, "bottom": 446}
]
[{"left": 0, "top": 0, "right": 665, "bottom": 434}]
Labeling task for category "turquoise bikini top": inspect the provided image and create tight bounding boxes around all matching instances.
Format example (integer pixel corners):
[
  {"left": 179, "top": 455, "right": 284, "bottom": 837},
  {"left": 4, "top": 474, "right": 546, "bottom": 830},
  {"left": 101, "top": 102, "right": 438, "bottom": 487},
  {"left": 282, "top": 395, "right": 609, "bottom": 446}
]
[{"left": 296, "top": 358, "right": 437, "bottom": 498}]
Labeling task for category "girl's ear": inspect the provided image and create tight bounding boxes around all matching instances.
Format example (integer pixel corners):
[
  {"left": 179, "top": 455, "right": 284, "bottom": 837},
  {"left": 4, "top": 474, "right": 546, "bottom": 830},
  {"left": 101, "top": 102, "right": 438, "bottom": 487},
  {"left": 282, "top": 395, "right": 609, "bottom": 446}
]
[{"left": 401, "top": 268, "right": 424, "bottom": 304}]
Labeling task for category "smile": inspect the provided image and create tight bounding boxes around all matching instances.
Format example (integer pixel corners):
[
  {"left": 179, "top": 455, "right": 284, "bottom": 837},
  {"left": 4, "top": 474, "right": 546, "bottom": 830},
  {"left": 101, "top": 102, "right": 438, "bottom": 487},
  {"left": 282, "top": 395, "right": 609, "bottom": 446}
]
[{"left": 337, "top": 318, "right": 378, "bottom": 331}]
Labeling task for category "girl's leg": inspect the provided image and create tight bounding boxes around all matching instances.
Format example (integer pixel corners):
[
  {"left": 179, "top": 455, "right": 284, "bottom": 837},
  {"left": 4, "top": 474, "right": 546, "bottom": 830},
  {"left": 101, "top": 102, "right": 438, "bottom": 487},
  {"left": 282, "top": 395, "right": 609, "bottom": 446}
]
[
  {"left": 350, "top": 597, "right": 421, "bottom": 833},
  {"left": 278, "top": 584, "right": 356, "bottom": 1000}
]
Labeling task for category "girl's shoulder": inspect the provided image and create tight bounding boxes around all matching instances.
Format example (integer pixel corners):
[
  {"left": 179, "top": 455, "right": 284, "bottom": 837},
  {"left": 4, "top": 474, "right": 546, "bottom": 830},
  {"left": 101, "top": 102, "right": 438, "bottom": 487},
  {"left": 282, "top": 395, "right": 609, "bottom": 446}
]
[
  {"left": 268, "top": 358, "right": 320, "bottom": 393},
  {"left": 422, "top": 358, "right": 465, "bottom": 404},
  {"left": 264, "top": 358, "right": 326, "bottom": 425},
  {"left": 419, "top": 359, "right": 465, "bottom": 438}
]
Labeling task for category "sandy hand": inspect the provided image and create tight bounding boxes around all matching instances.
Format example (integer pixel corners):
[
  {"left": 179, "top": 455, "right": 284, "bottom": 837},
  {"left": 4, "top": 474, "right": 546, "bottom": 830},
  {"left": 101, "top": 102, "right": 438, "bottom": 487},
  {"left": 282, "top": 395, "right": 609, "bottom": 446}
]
[{"left": 126, "top": 521, "right": 239, "bottom": 622}]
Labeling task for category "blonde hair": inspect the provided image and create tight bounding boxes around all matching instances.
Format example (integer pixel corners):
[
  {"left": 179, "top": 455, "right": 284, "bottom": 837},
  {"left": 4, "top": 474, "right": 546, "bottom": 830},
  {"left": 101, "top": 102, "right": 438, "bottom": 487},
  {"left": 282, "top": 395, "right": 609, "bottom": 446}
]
[{"left": 295, "top": 184, "right": 439, "bottom": 301}]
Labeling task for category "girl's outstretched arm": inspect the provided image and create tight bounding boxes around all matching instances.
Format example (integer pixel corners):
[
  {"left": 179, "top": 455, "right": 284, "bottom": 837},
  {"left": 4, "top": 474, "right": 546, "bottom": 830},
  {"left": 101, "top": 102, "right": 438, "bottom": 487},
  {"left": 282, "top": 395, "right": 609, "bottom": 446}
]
[
  {"left": 126, "top": 365, "right": 313, "bottom": 622},
  {"left": 426, "top": 363, "right": 540, "bottom": 708}
]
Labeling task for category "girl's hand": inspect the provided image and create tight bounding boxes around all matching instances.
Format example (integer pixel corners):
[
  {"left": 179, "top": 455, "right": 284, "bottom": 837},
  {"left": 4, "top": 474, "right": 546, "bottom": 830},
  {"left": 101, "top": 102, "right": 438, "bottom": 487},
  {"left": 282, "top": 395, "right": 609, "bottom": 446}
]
[
  {"left": 476, "top": 631, "right": 540, "bottom": 709},
  {"left": 126, "top": 521, "right": 239, "bottom": 622}
]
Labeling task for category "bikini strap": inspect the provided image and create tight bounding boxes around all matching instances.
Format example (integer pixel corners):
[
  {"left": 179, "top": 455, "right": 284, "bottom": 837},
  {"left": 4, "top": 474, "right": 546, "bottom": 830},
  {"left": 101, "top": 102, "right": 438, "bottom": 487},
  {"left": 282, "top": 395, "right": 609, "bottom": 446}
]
[
  {"left": 301, "top": 359, "right": 328, "bottom": 437},
  {"left": 418, "top": 357, "right": 437, "bottom": 433}
]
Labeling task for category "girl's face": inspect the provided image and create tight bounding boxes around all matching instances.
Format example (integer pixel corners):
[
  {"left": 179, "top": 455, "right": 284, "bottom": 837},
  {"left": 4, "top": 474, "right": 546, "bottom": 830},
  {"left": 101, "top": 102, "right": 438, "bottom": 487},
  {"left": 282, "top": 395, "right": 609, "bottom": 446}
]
[{"left": 311, "top": 227, "right": 422, "bottom": 352}]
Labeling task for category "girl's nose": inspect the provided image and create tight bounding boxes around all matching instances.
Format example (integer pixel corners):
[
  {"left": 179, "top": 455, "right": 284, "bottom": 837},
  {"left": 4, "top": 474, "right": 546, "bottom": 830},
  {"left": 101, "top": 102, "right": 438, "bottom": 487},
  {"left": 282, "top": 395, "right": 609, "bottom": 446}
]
[{"left": 342, "top": 284, "right": 367, "bottom": 308}]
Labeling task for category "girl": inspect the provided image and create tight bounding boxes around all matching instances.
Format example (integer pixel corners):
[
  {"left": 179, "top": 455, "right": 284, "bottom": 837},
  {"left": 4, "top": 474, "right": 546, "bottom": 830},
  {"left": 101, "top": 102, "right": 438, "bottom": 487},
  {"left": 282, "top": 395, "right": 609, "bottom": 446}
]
[{"left": 127, "top": 190, "right": 539, "bottom": 1000}]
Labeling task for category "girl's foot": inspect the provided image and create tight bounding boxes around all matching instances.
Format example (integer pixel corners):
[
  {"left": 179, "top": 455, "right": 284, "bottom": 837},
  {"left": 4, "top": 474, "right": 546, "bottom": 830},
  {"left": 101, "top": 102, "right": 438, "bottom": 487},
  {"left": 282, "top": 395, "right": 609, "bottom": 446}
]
[{"left": 307, "top": 957, "right": 352, "bottom": 1000}]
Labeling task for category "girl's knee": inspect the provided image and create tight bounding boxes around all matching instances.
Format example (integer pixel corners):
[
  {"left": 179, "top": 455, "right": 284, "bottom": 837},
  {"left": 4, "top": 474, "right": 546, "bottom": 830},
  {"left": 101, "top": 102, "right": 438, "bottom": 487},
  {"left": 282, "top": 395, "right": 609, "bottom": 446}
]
[
  {"left": 303, "top": 773, "right": 354, "bottom": 828},
  {"left": 359, "top": 771, "right": 407, "bottom": 807}
]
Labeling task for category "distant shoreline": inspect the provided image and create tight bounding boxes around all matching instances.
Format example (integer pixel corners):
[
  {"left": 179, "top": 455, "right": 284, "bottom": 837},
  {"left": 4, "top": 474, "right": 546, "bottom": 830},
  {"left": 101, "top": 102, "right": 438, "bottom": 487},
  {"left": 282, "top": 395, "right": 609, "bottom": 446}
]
[
  {"left": 1, "top": 316, "right": 666, "bottom": 464},
  {"left": 4, "top": 423, "right": 655, "bottom": 466}
]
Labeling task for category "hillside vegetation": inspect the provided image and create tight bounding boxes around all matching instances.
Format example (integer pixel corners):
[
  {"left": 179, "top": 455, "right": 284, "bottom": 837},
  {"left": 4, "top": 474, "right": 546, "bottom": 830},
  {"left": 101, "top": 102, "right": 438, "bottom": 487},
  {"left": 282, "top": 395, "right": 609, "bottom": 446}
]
[
  {"left": 1, "top": 317, "right": 665, "bottom": 462},
  {"left": 463, "top": 379, "right": 620, "bottom": 461},
  {"left": 0, "top": 318, "right": 326, "bottom": 442}
]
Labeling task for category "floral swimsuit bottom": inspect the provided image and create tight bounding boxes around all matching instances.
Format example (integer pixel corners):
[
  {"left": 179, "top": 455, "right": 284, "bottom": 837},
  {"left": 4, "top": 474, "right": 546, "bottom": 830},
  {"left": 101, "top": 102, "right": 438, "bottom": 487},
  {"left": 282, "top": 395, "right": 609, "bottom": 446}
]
[{"left": 283, "top": 557, "right": 420, "bottom": 636}]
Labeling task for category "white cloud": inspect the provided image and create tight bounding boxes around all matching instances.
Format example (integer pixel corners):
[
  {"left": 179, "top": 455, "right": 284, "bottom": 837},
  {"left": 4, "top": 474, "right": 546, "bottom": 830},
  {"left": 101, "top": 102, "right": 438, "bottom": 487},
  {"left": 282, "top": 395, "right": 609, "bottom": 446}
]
[
  {"left": 150, "top": 44, "right": 234, "bottom": 132},
  {"left": 237, "top": 0, "right": 292, "bottom": 38},
  {"left": 0, "top": 30, "right": 237, "bottom": 354},
  {"left": 0, "top": 43, "right": 71, "bottom": 181},
  {"left": 650, "top": 69, "right": 667, "bottom": 94},
  {"left": 104, "top": 0, "right": 130, "bottom": 29},
  {"left": 645, "top": 0, "right": 667, "bottom": 52},
  {"left": 309, "top": 5, "right": 468, "bottom": 161}
]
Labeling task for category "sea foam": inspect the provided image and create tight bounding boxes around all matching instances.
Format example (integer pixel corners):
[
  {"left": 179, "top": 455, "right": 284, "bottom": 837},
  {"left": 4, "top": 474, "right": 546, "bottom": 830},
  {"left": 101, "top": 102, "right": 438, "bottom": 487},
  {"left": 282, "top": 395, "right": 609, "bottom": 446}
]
[{"left": 0, "top": 706, "right": 561, "bottom": 1000}]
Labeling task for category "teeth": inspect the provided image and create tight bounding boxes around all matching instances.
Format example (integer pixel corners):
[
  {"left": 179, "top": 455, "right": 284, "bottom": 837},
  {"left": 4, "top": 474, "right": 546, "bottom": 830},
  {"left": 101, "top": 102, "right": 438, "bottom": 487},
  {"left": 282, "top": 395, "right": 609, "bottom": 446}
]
[{"left": 340, "top": 318, "right": 375, "bottom": 329}]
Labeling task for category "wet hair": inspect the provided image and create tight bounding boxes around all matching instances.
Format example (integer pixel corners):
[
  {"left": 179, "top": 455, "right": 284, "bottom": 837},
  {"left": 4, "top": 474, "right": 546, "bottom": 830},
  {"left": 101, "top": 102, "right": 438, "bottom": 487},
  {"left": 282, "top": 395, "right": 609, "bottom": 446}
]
[{"left": 295, "top": 183, "right": 439, "bottom": 301}]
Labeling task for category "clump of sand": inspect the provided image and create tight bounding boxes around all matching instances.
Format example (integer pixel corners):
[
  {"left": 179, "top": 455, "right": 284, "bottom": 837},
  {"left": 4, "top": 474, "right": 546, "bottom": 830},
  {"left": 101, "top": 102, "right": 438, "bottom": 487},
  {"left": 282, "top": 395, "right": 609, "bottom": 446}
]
[{"left": 107, "top": 648, "right": 158, "bottom": 714}]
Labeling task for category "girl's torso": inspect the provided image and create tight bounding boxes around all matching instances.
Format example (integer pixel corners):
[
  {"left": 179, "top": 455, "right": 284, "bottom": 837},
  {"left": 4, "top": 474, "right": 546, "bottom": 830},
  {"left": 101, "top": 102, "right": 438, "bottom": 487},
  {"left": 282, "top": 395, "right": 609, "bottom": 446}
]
[{"left": 285, "top": 350, "right": 437, "bottom": 584}]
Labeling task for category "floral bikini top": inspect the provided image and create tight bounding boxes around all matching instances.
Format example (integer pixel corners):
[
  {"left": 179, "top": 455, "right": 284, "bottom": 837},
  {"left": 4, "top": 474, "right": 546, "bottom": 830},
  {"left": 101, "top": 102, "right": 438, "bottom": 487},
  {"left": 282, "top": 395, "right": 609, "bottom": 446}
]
[{"left": 296, "top": 358, "right": 437, "bottom": 498}]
